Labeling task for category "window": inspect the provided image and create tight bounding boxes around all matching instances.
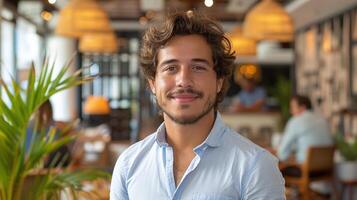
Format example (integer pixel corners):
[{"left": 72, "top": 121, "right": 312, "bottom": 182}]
[{"left": 16, "top": 17, "right": 42, "bottom": 71}]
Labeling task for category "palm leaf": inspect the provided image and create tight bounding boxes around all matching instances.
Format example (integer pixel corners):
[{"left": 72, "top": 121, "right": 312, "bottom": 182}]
[{"left": 0, "top": 56, "right": 109, "bottom": 200}]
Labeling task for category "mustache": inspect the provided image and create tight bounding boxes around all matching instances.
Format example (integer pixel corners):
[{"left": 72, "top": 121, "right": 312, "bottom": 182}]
[{"left": 167, "top": 88, "right": 203, "bottom": 98}]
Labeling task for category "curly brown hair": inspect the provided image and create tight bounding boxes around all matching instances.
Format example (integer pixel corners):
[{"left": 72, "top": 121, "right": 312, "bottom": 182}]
[{"left": 140, "top": 11, "right": 235, "bottom": 106}]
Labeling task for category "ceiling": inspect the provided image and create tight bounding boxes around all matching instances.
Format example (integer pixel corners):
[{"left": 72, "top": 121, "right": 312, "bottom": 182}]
[
  {"left": 13, "top": 0, "right": 357, "bottom": 32},
  {"left": 99, "top": 0, "right": 247, "bottom": 22},
  {"left": 99, "top": 0, "right": 293, "bottom": 32},
  {"left": 287, "top": 0, "right": 357, "bottom": 30},
  {"left": 98, "top": 0, "right": 295, "bottom": 22}
]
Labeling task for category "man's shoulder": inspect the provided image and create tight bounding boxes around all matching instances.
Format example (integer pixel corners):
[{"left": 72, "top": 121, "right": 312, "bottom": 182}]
[
  {"left": 222, "top": 127, "right": 269, "bottom": 157},
  {"left": 287, "top": 114, "right": 306, "bottom": 126},
  {"left": 220, "top": 126, "right": 279, "bottom": 177},
  {"left": 290, "top": 111, "right": 316, "bottom": 125}
]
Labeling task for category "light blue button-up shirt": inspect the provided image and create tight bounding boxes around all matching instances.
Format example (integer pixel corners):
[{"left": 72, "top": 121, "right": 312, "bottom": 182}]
[
  {"left": 110, "top": 113, "right": 285, "bottom": 200},
  {"left": 277, "top": 111, "right": 333, "bottom": 163}
]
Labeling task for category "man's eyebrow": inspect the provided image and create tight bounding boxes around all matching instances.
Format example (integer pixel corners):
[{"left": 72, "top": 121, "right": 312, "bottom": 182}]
[
  {"left": 158, "top": 58, "right": 211, "bottom": 68},
  {"left": 158, "top": 59, "right": 178, "bottom": 68},
  {"left": 191, "top": 58, "right": 210, "bottom": 65}
]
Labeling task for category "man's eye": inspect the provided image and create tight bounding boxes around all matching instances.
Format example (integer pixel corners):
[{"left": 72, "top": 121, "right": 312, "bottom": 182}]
[
  {"left": 164, "top": 66, "right": 177, "bottom": 72},
  {"left": 192, "top": 65, "right": 206, "bottom": 71}
]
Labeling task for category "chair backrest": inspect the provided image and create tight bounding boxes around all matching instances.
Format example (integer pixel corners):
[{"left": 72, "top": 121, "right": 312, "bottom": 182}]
[{"left": 304, "top": 146, "right": 335, "bottom": 172}]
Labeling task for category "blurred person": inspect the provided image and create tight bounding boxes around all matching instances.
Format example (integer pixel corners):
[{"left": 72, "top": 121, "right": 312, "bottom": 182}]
[
  {"left": 277, "top": 95, "right": 334, "bottom": 196},
  {"left": 110, "top": 11, "right": 285, "bottom": 199},
  {"left": 26, "top": 100, "right": 71, "bottom": 167},
  {"left": 26, "top": 100, "right": 55, "bottom": 151},
  {"left": 277, "top": 95, "right": 333, "bottom": 163},
  {"left": 229, "top": 76, "right": 266, "bottom": 112}
]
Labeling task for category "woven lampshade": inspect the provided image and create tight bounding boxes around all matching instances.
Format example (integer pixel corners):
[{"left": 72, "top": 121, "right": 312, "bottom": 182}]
[
  {"left": 227, "top": 27, "right": 256, "bottom": 56},
  {"left": 84, "top": 96, "right": 110, "bottom": 115},
  {"left": 243, "top": 0, "right": 294, "bottom": 42},
  {"left": 55, "top": 0, "right": 112, "bottom": 38},
  {"left": 79, "top": 31, "right": 118, "bottom": 53}
]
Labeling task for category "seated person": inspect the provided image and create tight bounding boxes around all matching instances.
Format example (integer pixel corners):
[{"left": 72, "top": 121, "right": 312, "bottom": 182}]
[
  {"left": 230, "top": 77, "right": 266, "bottom": 112},
  {"left": 277, "top": 95, "right": 333, "bottom": 173},
  {"left": 26, "top": 100, "right": 71, "bottom": 167}
]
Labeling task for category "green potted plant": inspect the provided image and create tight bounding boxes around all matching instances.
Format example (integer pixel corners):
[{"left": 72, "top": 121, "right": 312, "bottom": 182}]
[
  {"left": 335, "top": 133, "right": 357, "bottom": 181},
  {"left": 269, "top": 75, "right": 291, "bottom": 130},
  {"left": 0, "top": 57, "right": 110, "bottom": 200}
]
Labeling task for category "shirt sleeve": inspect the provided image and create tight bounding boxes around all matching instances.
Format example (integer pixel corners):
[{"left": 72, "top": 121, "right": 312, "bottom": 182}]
[
  {"left": 110, "top": 154, "right": 129, "bottom": 200},
  {"left": 242, "top": 151, "right": 286, "bottom": 200},
  {"left": 277, "top": 118, "right": 298, "bottom": 161}
]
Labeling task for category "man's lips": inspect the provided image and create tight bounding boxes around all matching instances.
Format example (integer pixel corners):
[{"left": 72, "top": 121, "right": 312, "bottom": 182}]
[
  {"left": 171, "top": 94, "right": 198, "bottom": 103},
  {"left": 167, "top": 88, "right": 203, "bottom": 103}
]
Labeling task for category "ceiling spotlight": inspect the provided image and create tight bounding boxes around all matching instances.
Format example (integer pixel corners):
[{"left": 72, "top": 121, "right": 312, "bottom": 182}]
[
  {"left": 139, "top": 16, "right": 148, "bottom": 25},
  {"left": 145, "top": 10, "right": 155, "bottom": 19},
  {"left": 41, "top": 11, "right": 52, "bottom": 21},
  {"left": 48, "top": 0, "right": 56, "bottom": 4},
  {"left": 204, "top": 0, "right": 214, "bottom": 7}
]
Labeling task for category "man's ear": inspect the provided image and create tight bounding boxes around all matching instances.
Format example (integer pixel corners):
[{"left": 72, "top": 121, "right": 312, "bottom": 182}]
[
  {"left": 148, "top": 79, "right": 156, "bottom": 95},
  {"left": 217, "top": 78, "right": 223, "bottom": 93}
]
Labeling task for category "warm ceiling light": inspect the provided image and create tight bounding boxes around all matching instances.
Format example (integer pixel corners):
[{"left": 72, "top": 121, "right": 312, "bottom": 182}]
[
  {"left": 243, "top": 0, "right": 294, "bottom": 42},
  {"left": 84, "top": 96, "right": 110, "bottom": 115},
  {"left": 48, "top": 0, "right": 56, "bottom": 4},
  {"left": 204, "top": 0, "right": 214, "bottom": 7},
  {"left": 79, "top": 31, "right": 119, "bottom": 54},
  {"left": 227, "top": 27, "right": 256, "bottom": 56},
  {"left": 139, "top": 16, "right": 148, "bottom": 25},
  {"left": 322, "top": 24, "right": 332, "bottom": 53},
  {"left": 234, "top": 64, "right": 261, "bottom": 83},
  {"left": 145, "top": 10, "right": 155, "bottom": 19},
  {"left": 41, "top": 11, "right": 52, "bottom": 21},
  {"left": 55, "top": 0, "right": 112, "bottom": 38}
]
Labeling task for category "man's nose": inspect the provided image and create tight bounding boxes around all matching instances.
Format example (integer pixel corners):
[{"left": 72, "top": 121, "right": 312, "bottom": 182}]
[{"left": 176, "top": 66, "right": 193, "bottom": 88}]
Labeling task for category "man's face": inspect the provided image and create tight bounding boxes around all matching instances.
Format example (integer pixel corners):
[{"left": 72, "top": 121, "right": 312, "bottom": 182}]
[{"left": 148, "top": 34, "right": 223, "bottom": 125}]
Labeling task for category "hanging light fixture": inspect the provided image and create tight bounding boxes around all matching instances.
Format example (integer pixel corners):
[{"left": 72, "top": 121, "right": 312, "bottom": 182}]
[
  {"left": 79, "top": 30, "right": 119, "bottom": 54},
  {"left": 84, "top": 96, "right": 110, "bottom": 115},
  {"left": 234, "top": 64, "right": 261, "bottom": 84},
  {"left": 55, "top": 0, "right": 112, "bottom": 38},
  {"left": 243, "top": 0, "right": 294, "bottom": 42},
  {"left": 227, "top": 27, "right": 256, "bottom": 56},
  {"left": 322, "top": 23, "right": 332, "bottom": 53}
]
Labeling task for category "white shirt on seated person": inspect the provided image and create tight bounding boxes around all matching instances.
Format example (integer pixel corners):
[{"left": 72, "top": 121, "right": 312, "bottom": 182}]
[{"left": 277, "top": 96, "right": 333, "bottom": 163}]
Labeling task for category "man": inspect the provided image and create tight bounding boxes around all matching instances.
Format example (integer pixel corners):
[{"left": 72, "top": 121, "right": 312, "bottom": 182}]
[
  {"left": 230, "top": 76, "right": 266, "bottom": 112},
  {"left": 110, "top": 11, "right": 285, "bottom": 200},
  {"left": 278, "top": 95, "right": 333, "bottom": 164}
]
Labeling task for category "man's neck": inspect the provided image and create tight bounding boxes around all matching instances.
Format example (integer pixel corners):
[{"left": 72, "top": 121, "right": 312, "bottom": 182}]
[{"left": 164, "top": 111, "right": 216, "bottom": 151}]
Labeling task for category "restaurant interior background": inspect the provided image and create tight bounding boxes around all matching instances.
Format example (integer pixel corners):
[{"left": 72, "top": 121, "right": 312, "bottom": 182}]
[{"left": 0, "top": 0, "right": 357, "bottom": 199}]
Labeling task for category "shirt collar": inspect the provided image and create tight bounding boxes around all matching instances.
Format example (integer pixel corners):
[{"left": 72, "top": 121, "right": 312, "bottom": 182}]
[
  {"left": 202, "top": 112, "right": 225, "bottom": 148},
  {"left": 155, "top": 122, "right": 168, "bottom": 147},
  {"left": 154, "top": 112, "right": 226, "bottom": 148}
]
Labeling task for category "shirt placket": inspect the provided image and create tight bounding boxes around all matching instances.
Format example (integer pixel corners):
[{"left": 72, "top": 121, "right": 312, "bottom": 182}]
[
  {"left": 164, "top": 146, "right": 176, "bottom": 199},
  {"left": 171, "top": 146, "right": 206, "bottom": 200}
]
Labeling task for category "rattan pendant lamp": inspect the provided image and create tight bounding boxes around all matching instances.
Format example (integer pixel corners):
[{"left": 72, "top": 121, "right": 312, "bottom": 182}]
[
  {"left": 79, "top": 30, "right": 119, "bottom": 53},
  {"left": 243, "top": 0, "right": 294, "bottom": 42},
  {"left": 55, "top": 0, "right": 112, "bottom": 38},
  {"left": 228, "top": 27, "right": 257, "bottom": 56}
]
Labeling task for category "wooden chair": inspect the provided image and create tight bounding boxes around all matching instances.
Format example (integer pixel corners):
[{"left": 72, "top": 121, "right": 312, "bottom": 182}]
[{"left": 282, "top": 146, "right": 335, "bottom": 200}]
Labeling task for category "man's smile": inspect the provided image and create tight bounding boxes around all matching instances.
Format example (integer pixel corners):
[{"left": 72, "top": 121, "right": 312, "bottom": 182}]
[
  {"left": 167, "top": 88, "right": 203, "bottom": 104},
  {"left": 171, "top": 94, "right": 199, "bottom": 103}
]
